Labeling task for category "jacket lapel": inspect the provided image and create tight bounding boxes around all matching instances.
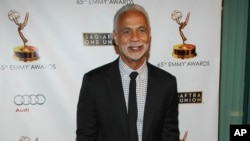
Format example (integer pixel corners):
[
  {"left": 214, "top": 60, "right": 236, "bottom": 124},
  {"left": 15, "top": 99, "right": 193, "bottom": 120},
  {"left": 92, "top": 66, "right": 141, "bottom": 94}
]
[
  {"left": 105, "top": 59, "right": 129, "bottom": 136},
  {"left": 142, "top": 64, "right": 160, "bottom": 141}
]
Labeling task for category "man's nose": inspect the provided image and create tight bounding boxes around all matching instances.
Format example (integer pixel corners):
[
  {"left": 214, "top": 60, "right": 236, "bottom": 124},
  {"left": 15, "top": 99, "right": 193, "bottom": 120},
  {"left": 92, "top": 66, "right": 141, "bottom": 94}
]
[{"left": 131, "top": 31, "right": 139, "bottom": 41}]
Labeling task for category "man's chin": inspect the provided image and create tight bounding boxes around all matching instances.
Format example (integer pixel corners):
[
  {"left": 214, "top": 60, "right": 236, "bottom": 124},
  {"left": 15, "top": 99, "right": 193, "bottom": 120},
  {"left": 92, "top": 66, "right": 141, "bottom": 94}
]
[{"left": 129, "top": 56, "right": 146, "bottom": 62}]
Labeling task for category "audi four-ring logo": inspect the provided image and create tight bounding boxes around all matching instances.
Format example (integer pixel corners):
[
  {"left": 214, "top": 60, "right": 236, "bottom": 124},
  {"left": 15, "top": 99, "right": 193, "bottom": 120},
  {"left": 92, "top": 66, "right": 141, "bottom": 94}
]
[{"left": 14, "top": 94, "right": 46, "bottom": 106}]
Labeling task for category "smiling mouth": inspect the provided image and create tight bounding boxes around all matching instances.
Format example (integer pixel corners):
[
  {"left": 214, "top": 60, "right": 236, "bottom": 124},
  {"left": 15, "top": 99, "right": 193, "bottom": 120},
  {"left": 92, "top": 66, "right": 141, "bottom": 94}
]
[{"left": 129, "top": 45, "right": 143, "bottom": 51}]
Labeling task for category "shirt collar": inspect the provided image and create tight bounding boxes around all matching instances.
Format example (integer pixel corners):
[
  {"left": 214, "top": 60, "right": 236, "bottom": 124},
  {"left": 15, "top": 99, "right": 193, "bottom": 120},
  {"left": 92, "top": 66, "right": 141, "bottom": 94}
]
[{"left": 119, "top": 57, "right": 148, "bottom": 80}]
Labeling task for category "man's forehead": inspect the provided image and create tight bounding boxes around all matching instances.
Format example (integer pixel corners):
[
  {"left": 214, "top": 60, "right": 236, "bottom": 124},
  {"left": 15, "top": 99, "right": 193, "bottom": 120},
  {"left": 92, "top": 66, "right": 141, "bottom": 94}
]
[{"left": 119, "top": 10, "right": 146, "bottom": 19}]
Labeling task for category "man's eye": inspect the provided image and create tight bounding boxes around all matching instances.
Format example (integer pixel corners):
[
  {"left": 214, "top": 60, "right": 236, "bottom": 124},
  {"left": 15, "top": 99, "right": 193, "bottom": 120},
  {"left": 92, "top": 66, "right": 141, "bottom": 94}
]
[
  {"left": 139, "top": 28, "right": 146, "bottom": 33},
  {"left": 123, "top": 30, "right": 130, "bottom": 34}
]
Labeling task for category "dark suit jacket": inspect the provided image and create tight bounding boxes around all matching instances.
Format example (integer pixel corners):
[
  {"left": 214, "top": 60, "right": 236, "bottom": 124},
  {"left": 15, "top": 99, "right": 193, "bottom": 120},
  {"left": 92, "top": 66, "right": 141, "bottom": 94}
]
[{"left": 76, "top": 58, "right": 179, "bottom": 141}]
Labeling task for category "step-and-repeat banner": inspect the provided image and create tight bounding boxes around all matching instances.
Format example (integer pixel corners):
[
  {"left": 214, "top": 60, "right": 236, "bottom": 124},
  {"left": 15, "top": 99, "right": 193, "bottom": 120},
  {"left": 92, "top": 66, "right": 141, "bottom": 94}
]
[{"left": 0, "top": 0, "right": 222, "bottom": 141}]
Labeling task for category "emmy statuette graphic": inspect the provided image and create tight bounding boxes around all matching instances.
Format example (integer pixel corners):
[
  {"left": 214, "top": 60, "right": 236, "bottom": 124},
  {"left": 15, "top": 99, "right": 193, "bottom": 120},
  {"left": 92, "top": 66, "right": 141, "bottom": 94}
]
[
  {"left": 8, "top": 10, "right": 39, "bottom": 62},
  {"left": 180, "top": 131, "right": 188, "bottom": 141},
  {"left": 171, "top": 10, "right": 197, "bottom": 59}
]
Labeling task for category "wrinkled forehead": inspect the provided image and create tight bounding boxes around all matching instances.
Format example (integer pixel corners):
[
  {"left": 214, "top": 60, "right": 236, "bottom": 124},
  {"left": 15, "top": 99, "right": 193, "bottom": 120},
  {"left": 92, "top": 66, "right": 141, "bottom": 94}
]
[
  {"left": 113, "top": 4, "right": 151, "bottom": 31},
  {"left": 116, "top": 10, "right": 150, "bottom": 29}
]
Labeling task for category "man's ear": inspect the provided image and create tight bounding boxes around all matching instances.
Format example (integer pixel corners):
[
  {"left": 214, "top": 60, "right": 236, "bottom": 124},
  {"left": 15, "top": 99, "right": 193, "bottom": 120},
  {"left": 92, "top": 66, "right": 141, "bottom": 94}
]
[
  {"left": 113, "top": 30, "right": 118, "bottom": 46},
  {"left": 112, "top": 31, "right": 120, "bottom": 54}
]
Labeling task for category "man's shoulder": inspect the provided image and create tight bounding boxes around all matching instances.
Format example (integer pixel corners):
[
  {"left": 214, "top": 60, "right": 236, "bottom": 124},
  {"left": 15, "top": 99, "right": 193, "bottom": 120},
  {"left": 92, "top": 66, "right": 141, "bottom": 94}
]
[
  {"left": 85, "top": 59, "right": 118, "bottom": 77},
  {"left": 147, "top": 62, "right": 176, "bottom": 79}
]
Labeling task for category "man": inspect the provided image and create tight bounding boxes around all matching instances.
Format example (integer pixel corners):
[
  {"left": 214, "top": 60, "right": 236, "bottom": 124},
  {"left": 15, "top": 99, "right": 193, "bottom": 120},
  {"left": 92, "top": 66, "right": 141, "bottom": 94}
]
[{"left": 76, "top": 3, "right": 180, "bottom": 141}]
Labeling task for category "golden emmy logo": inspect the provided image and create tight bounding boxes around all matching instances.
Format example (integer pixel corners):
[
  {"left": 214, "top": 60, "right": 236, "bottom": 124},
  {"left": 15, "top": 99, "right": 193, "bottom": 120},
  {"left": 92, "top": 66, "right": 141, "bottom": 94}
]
[
  {"left": 171, "top": 10, "right": 197, "bottom": 59},
  {"left": 19, "top": 136, "right": 38, "bottom": 141},
  {"left": 180, "top": 131, "right": 188, "bottom": 141},
  {"left": 8, "top": 10, "right": 39, "bottom": 62}
]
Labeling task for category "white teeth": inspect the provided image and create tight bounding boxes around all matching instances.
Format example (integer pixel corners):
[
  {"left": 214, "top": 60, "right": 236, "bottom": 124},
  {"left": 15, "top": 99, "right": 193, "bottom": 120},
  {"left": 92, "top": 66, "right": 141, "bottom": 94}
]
[
  {"left": 131, "top": 46, "right": 139, "bottom": 48},
  {"left": 130, "top": 46, "right": 140, "bottom": 51}
]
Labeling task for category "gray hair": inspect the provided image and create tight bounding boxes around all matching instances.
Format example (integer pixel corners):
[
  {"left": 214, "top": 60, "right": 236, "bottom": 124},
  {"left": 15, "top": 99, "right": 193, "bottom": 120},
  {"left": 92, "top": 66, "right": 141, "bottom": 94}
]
[{"left": 113, "top": 4, "right": 151, "bottom": 32}]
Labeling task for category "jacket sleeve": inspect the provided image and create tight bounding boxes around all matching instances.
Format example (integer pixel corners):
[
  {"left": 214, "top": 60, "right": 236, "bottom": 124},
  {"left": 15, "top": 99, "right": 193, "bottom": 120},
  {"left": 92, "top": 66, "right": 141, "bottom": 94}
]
[
  {"left": 76, "top": 74, "right": 98, "bottom": 141},
  {"left": 161, "top": 77, "right": 180, "bottom": 141}
]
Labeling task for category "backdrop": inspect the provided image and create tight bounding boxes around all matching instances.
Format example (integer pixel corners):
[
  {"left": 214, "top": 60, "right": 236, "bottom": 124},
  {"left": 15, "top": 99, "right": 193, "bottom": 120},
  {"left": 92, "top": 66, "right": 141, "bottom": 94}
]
[{"left": 0, "top": 0, "right": 222, "bottom": 140}]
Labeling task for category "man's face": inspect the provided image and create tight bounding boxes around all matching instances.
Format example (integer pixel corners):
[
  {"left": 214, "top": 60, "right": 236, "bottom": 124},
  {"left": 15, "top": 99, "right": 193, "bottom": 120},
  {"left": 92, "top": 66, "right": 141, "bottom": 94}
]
[{"left": 113, "top": 10, "right": 151, "bottom": 63}]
